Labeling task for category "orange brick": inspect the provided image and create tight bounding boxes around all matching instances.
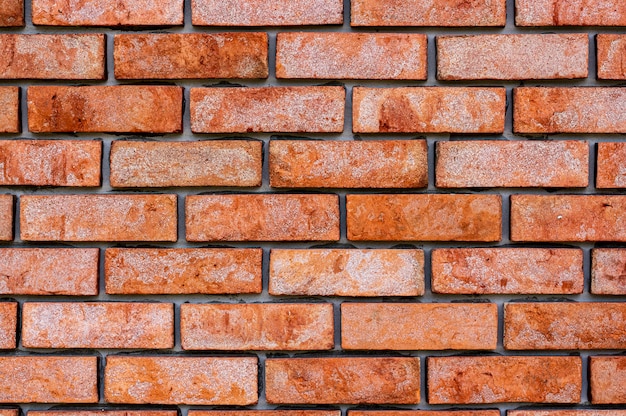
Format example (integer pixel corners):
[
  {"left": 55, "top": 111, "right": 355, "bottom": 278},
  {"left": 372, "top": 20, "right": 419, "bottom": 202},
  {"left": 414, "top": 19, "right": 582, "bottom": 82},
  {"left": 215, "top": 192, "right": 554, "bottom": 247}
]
[
  {"left": 186, "top": 194, "right": 339, "bottom": 242},
  {"left": 28, "top": 86, "right": 182, "bottom": 133},
  {"left": 22, "top": 302, "right": 174, "bottom": 349},
  {"left": 350, "top": 412, "right": 500, "bottom": 416},
  {"left": 347, "top": 194, "right": 501, "bottom": 241},
  {"left": 32, "top": 0, "right": 183, "bottom": 25},
  {"left": 0, "top": 0, "right": 23, "bottom": 26},
  {"left": 192, "top": 0, "right": 343, "bottom": 25},
  {"left": 20, "top": 194, "right": 177, "bottom": 242},
  {"left": 105, "top": 248, "right": 262, "bottom": 294},
  {"left": 110, "top": 140, "right": 262, "bottom": 188},
  {"left": 0, "top": 356, "right": 98, "bottom": 403},
  {"left": 0, "top": 87, "right": 19, "bottom": 133},
  {"left": 0, "top": 410, "right": 17, "bottom": 416},
  {"left": 276, "top": 33, "right": 427, "bottom": 80},
  {"left": 504, "top": 302, "right": 626, "bottom": 350},
  {"left": 351, "top": 0, "right": 505, "bottom": 26},
  {"left": 597, "top": 142, "right": 626, "bottom": 188},
  {"left": 341, "top": 303, "right": 497, "bottom": 350},
  {"left": 428, "top": 356, "right": 581, "bottom": 404},
  {"left": 190, "top": 87, "right": 344, "bottom": 133},
  {"left": 0, "top": 303, "right": 16, "bottom": 349},
  {"left": 270, "top": 139, "right": 427, "bottom": 188},
  {"left": 0, "top": 195, "right": 12, "bottom": 241},
  {"left": 436, "top": 140, "right": 588, "bottom": 188},
  {"left": 598, "top": 34, "right": 626, "bottom": 79},
  {"left": 431, "top": 248, "right": 584, "bottom": 294},
  {"left": 353, "top": 87, "right": 505, "bottom": 133},
  {"left": 0, "top": 140, "right": 101, "bottom": 186},
  {"left": 510, "top": 411, "right": 626, "bottom": 416},
  {"left": 114, "top": 33, "right": 268, "bottom": 79},
  {"left": 592, "top": 248, "right": 626, "bottom": 295},
  {"left": 265, "top": 357, "right": 420, "bottom": 404},
  {"left": 269, "top": 249, "right": 424, "bottom": 297},
  {"left": 590, "top": 356, "right": 626, "bottom": 404},
  {"left": 104, "top": 356, "right": 257, "bottom": 405},
  {"left": 0, "top": 34, "right": 105, "bottom": 79},
  {"left": 191, "top": 411, "right": 340, "bottom": 416},
  {"left": 516, "top": 0, "right": 626, "bottom": 26},
  {"left": 511, "top": 195, "right": 626, "bottom": 242},
  {"left": 514, "top": 87, "right": 626, "bottom": 134},
  {"left": 181, "top": 303, "right": 334, "bottom": 350},
  {"left": 33, "top": 411, "right": 177, "bottom": 416}
]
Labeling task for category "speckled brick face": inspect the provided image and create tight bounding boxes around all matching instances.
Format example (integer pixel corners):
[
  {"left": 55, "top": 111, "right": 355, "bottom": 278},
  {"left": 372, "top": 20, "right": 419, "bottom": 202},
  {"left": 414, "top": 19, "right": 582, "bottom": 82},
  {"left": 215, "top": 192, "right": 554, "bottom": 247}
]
[
  {"left": 0, "top": 87, "right": 19, "bottom": 133},
  {"left": 0, "top": 0, "right": 23, "bottom": 26},
  {"left": 0, "top": 195, "right": 13, "bottom": 241}
]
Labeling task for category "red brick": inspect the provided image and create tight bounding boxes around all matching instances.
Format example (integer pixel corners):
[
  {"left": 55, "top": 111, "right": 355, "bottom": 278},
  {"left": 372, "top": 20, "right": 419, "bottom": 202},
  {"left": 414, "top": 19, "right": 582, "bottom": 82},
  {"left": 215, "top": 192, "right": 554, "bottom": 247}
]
[
  {"left": 510, "top": 411, "right": 626, "bottom": 416},
  {"left": 33, "top": 412, "right": 176, "bottom": 416},
  {"left": 186, "top": 194, "right": 339, "bottom": 242},
  {"left": 0, "top": 34, "right": 105, "bottom": 79},
  {"left": 0, "top": 410, "right": 17, "bottom": 416},
  {"left": 597, "top": 142, "right": 626, "bottom": 188},
  {"left": 114, "top": 33, "right": 268, "bottom": 79},
  {"left": 191, "top": 411, "right": 339, "bottom": 416},
  {"left": 590, "top": 356, "right": 626, "bottom": 404},
  {"left": 428, "top": 356, "right": 581, "bottom": 404},
  {"left": 0, "top": 140, "right": 101, "bottom": 186},
  {"left": 516, "top": 0, "right": 626, "bottom": 26},
  {"left": 353, "top": 87, "right": 505, "bottom": 133},
  {"left": 347, "top": 194, "right": 501, "bottom": 242},
  {"left": 341, "top": 303, "right": 497, "bottom": 350},
  {"left": 511, "top": 195, "right": 626, "bottom": 242},
  {"left": 592, "top": 248, "right": 626, "bottom": 295},
  {"left": 351, "top": 0, "right": 505, "bottom": 26},
  {"left": 431, "top": 248, "right": 584, "bottom": 294},
  {"left": 350, "top": 412, "right": 499, "bottom": 416},
  {"left": 0, "top": 0, "right": 23, "bottom": 26},
  {"left": 105, "top": 248, "right": 262, "bottom": 294},
  {"left": 20, "top": 194, "right": 177, "bottom": 242},
  {"left": 276, "top": 33, "right": 427, "bottom": 80},
  {"left": 597, "top": 34, "right": 626, "bottom": 79},
  {"left": 265, "top": 357, "right": 420, "bottom": 404},
  {"left": 269, "top": 248, "right": 424, "bottom": 297},
  {"left": 0, "top": 303, "right": 16, "bottom": 349},
  {"left": 22, "top": 302, "right": 174, "bottom": 349},
  {"left": 192, "top": 0, "right": 342, "bottom": 25},
  {"left": 0, "top": 356, "right": 98, "bottom": 403},
  {"left": 0, "top": 195, "right": 12, "bottom": 241},
  {"left": 190, "top": 87, "right": 344, "bottom": 133},
  {"left": 32, "top": 0, "right": 183, "bottom": 25},
  {"left": 514, "top": 87, "right": 626, "bottom": 134},
  {"left": 270, "top": 139, "right": 427, "bottom": 188},
  {"left": 28, "top": 86, "right": 182, "bottom": 133},
  {"left": 181, "top": 303, "right": 334, "bottom": 350},
  {"left": 0, "top": 87, "right": 19, "bottom": 134},
  {"left": 436, "top": 140, "right": 588, "bottom": 188},
  {"left": 504, "top": 302, "right": 626, "bottom": 350},
  {"left": 110, "top": 140, "right": 262, "bottom": 188},
  {"left": 104, "top": 356, "right": 257, "bottom": 404}
]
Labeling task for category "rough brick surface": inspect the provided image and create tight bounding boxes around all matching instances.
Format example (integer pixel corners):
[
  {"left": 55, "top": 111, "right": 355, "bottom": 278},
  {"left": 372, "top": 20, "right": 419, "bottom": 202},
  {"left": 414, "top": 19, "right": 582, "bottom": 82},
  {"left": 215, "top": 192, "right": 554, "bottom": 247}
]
[
  {"left": 33, "top": 412, "right": 176, "bottom": 416},
  {"left": 265, "top": 358, "right": 420, "bottom": 404},
  {"left": 351, "top": 412, "right": 499, "bottom": 416},
  {"left": 510, "top": 411, "right": 626, "bottom": 416},
  {"left": 181, "top": 303, "right": 334, "bottom": 350},
  {"left": 0, "top": 195, "right": 13, "bottom": 241},
  {"left": 114, "top": 33, "right": 268, "bottom": 79},
  {"left": 597, "top": 34, "right": 626, "bottom": 79},
  {"left": 597, "top": 142, "right": 626, "bottom": 188},
  {"left": 0, "top": 303, "right": 16, "bottom": 349},
  {"left": 592, "top": 248, "right": 626, "bottom": 295},
  {"left": 516, "top": 0, "right": 626, "bottom": 26},
  {"left": 0, "top": 87, "right": 19, "bottom": 134},
  {"left": 270, "top": 139, "right": 427, "bottom": 188},
  {"left": 590, "top": 356, "right": 626, "bottom": 404},
  {"left": 0, "top": 0, "right": 23, "bottom": 26},
  {"left": 191, "top": 411, "right": 340, "bottom": 416}
]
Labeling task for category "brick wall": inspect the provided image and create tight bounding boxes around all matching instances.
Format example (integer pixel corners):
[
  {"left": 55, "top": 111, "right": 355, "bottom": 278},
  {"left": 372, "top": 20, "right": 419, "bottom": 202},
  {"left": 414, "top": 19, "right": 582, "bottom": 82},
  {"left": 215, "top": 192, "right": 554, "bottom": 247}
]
[{"left": 0, "top": 0, "right": 625, "bottom": 415}]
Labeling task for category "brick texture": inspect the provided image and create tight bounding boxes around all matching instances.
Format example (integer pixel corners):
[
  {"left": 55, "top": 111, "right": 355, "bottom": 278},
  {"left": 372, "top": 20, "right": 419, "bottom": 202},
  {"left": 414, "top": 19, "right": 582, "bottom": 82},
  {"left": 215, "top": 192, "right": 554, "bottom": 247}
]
[
  {"left": 0, "top": 87, "right": 19, "bottom": 133},
  {"left": 0, "top": 303, "right": 16, "bottom": 349},
  {"left": 0, "top": 195, "right": 13, "bottom": 241},
  {"left": 597, "top": 34, "right": 626, "bottom": 79},
  {"left": 0, "top": 0, "right": 23, "bottom": 26},
  {"left": 592, "top": 248, "right": 626, "bottom": 295},
  {"left": 597, "top": 142, "right": 626, "bottom": 188},
  {"left": 510, "top": 411, "right": 626, "bottom": 416},
  {"left": 590, "top": 356, "right": 626, "bottom": 404},
  {"left": 516, "top": 0, "right": 626, "bottom": 26}
]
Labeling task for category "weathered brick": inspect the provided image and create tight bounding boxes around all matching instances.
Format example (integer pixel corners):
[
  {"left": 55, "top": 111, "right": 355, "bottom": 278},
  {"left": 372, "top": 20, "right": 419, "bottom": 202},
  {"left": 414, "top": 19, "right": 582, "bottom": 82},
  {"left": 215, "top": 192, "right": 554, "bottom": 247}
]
[
  {"left": 0, "top": 303, "right": 16, "bottom": 349},
  {"left": 190, "top": 87, "right": 344, "bottom": 133},
  {"left": 511, "top": 195, "right": 626, "bottom": 242},
  {"left": 347, "top": 194, "right": 501, "bottom": 241},
  {"left": 0, "top": 0, "right": 23, "bottom": 26},
  {"left": 270, "top": 139, "right": 427, "bottom": 188},
  {"left": 590, "top": 356, "right": 626, "bottom": 404},
  {"left": 105, "top": 248, "right": 262, "bottom": 294},
  {"left": 192, "top": 0, "right": 343, "bottom": 25},
  {"left": 428, "top": 356, "right": 581, "bottom": 404},
  {"left": 20, "top": 194, "right": 177, "bottom": 242},
  {"left": 341, "top": 303, "right": 497, "bottom": 350},
  {"left": 0, "top": 87, "right": 19, "bottom": 134},
  {"left": 436, "top": 140, "right": 588, "bottom": 188},
  {"left": 597, "top": 34, "right": 626, "bottom": 79},
  {"left": 32, "top": 0, "right": 183, "bottom": 25},
  {"left": 504, "top": 302, "right": 626, "bottom": 350},
  {"left": 269, "top": 249, "right": 424, "bottom": 297},
  {"left": 351, "top": 0, "right": 505, "bottom": 26},
  {"left": 510, "top": 412, "right": 626, "bottom": 416},
  {"left": 33, "top": 411, "right": 177, "bottom": 416},
  {"left": 513, "top": 88, "right": 626, "bottom": 134},
  {"left": 186, "top": 194, "right": 339, "bottom": 242},
  {"left": 104, "top": 356, "right": 257, "bottom": 404},
  {"left": 276, "top": 33, "right": 427, "bottom": 80},
  {"left": 0, "top": 140, "right": 101, "bottom": 186},
  {"left": 351, "top": 412, "right": 500, "bottom": 416},
  {"left": 0, "top": 195, "right": 12, "bottom": 241},
  {"left": 110, "top": 140, "right": 262, "bottom": 188},
  {"left": 0, "top": 356, "right": 98, "bottom": 403},
  {"left": 181, "top": 303, "right": 334, "bottom": 350},
  {"left": 516, "top": 0, "right": 626, "bottom": 26},
  {"left": 28, "top": 86, "right": 182, "bottom": 133},
  {"left": 0, "top": 34, "right": 105, "bottom": 79},
  {"left": 265, "top": 357, "right": 420, "bottom": 404},
  {"left": 597, "top": 142, "right": 626, "bottom": 188},
  {"left": 114, "top": 33, "right": 268, "bottom": 79},
  {"left": 22, "top": 302, "right": 174, "bottom": 349},
  {"left": 353, "top": 87, "right": 505, "bottom": 133},
  {"left": 191, "top": 411, "right": 340, "bottom": 416},
  {"left": 431, "top": 248, "right": 584, "bottom": 294},
  {"left": 592, "top": 248, "right": 626, "bottom": 295}
]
